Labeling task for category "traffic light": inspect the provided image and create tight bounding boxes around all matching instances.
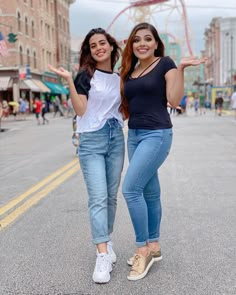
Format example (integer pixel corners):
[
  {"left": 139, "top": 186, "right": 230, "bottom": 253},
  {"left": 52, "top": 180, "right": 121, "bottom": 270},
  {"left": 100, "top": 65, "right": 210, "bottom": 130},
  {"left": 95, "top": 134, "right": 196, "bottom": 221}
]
[{"left": 8, "top": 33, "right": 17, "bottom": 43}]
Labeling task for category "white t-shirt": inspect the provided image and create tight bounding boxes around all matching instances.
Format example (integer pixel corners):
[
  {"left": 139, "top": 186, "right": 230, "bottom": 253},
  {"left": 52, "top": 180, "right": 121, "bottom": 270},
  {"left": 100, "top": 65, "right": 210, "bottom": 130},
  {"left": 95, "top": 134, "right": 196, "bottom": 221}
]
[{"left": 74, "top": 69, "right": 123, "bottom": 133}]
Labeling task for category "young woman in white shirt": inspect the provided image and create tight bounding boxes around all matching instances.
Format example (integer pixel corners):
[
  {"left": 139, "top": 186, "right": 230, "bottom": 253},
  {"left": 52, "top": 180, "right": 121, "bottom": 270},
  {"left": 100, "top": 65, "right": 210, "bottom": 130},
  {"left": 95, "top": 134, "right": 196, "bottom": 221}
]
[{"left": 49, "top": 28, "right": 124, "bottom": 284}]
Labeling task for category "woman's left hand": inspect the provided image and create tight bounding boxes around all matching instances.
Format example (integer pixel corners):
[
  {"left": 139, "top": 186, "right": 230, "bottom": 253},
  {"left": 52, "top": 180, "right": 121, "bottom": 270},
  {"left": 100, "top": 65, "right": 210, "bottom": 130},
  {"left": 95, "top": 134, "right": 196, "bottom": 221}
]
[{"left": 179, "top": 56, "right": 207, "bottom": 69}]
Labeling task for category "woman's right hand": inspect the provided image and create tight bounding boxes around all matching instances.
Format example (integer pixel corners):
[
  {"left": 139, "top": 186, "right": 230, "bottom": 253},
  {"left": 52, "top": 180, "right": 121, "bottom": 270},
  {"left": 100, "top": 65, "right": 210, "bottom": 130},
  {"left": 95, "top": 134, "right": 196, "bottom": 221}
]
[{"left": 48, "top": 64, "right": 72, "bottom": 81}]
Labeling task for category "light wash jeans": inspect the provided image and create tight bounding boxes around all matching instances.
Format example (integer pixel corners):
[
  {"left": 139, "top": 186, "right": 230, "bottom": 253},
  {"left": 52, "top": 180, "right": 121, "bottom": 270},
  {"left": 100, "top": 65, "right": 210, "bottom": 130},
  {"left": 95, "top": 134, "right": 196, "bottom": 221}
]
[
  {"left": 122, "top": 128, "right": 173, "bottom": 247},
  {"left": 78, "top": 118, "right": 125, "bottom": 244}
]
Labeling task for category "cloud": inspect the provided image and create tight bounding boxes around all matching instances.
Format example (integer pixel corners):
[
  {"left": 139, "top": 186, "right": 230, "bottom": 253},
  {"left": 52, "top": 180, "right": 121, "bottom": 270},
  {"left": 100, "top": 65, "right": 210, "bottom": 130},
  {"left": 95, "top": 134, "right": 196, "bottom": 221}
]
[{"left": 69, "top": 0, "right": 236, "bottom": 54}]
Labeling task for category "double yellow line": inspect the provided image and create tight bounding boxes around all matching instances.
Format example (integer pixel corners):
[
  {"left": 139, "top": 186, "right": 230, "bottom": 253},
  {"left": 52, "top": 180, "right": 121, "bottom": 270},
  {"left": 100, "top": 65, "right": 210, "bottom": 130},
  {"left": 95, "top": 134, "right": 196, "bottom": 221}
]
[{"left": 0, "top": 158, "right": 80, "bottom": 230}]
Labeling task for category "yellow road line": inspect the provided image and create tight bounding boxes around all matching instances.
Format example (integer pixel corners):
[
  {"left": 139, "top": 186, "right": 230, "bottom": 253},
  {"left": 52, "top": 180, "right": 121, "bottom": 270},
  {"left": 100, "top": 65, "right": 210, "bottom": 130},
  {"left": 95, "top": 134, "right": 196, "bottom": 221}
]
[
  {"left": 0, "top": 158, "right": 78, "bottom": 217},
  {"left": 0, "top": 165, "right": 80, "bottom": 229}
]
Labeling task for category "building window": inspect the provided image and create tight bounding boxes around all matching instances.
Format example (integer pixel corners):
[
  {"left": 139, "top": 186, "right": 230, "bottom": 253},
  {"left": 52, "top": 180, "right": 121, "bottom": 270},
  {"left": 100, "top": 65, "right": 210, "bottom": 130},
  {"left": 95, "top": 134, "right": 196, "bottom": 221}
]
[
  {"left": 17, "top": 12, "right": 21, "bottom": 32},
  {"left": 51, "top": 2, "right": 54, "bottom": 16},
  {"left": 51, "top": 28, "right": 54, "bottom": 41},
  {"left": 33, "top": 51, "right": 37, "bottom": 68},
  {"left": 27, "top": 49, "right": 30, "bottom": 65},
  {"left": 63, "top": 18, "right": 66, "bottom": 32},
  {"left": 32, "top": 21, "right": 35, "bottom": 38},
  {"left": 64, "top": 46, "right": 67, "bottom": 62},
  {"left": 19, "top": 46, "right": 23, "bottom": 65},
  {"left": 47, "top": 24, "right": 50, "bottom": 40},
  {"left": 59, "top": 15, "right": 62, "bottom": 29},
  {"left": 30, "top": 0, "right": 33, "bottom": 7},
  {"left": 60, "top": 44, "right": 63, "bottom": 61},
  {"left": 25, "top": 17, "right": 28, "bottom": 35},
  {"left": 42, "top": 48, "right": 45, "bottom": 68},
  {"left": 40, "top": 20, "right": 43, "bottom": 35}
]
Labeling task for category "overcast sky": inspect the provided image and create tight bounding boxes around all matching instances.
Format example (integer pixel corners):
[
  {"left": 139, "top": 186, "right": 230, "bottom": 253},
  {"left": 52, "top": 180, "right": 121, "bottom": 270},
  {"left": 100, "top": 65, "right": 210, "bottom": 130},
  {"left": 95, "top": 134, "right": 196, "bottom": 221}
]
[{"left": 69, "top": 0, "right": 236, "bottom": 55}]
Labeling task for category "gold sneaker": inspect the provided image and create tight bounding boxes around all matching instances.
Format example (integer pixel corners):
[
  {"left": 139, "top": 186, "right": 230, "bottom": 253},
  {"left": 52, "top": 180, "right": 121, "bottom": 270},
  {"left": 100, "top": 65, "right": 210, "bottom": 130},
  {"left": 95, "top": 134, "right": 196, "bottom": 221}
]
[
  {"left": 127, "top": 249, "right": 162, "bottom": 266},
  {"left": 127, "top": 251, "right": 154, "bottom": 281}
]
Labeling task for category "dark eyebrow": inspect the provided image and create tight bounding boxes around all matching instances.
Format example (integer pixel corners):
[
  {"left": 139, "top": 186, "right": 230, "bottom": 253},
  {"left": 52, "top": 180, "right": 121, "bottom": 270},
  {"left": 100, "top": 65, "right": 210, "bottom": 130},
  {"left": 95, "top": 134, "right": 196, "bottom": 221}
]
[
  {"left": 134, "top": 34, "right": 153, "bottom": 38},
  {"left": 89, "top": 38, "right": 106, "bottom": 46}
]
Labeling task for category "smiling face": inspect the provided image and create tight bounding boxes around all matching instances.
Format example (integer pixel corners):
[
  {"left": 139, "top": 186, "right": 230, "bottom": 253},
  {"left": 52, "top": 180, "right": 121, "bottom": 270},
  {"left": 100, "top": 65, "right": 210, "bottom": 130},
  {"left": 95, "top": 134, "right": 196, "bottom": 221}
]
[
  {"left": 132, "top": 29, "right": 158, "bottom": 61},
  {"left": 89, "top": 33, "right": 113, "bottom": 65}
]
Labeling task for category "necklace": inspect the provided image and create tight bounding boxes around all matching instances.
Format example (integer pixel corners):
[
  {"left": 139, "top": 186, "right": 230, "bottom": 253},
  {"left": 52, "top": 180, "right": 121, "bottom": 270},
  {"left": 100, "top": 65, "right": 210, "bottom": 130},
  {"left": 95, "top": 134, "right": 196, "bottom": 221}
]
[{"left": 136, "top": 57, "right": 160, "bottom": 78}]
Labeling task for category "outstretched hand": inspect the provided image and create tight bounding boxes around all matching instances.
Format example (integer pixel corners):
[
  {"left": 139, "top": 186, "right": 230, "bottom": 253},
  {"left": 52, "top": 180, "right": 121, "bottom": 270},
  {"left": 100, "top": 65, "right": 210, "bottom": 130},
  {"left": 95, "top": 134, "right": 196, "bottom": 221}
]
[
  {"left": 179, "top": 56, "right": 207, "bottom": 69},
  {"left": 48, "top": 64, "right": 72, "bottom": 81}
]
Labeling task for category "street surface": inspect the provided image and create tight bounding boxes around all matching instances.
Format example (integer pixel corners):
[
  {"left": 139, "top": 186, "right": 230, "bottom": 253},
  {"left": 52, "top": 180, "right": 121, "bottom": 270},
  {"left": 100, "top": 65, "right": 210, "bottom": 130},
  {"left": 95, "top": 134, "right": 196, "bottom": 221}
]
[{"left": 0, "top": 110, "right": 235, "bottom": 295}]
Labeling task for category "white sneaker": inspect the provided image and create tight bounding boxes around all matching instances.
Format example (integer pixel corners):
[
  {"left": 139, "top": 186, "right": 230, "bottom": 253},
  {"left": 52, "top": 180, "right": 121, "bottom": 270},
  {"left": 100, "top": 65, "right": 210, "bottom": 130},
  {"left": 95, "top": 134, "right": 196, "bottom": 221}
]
[
  {"left": 95, "top": 241, "right": 117, "bottom": 264},
  {"left": 92, "top": 253, "right": 112, "bottom": 284},
  {"left": 107, "top": 241, "right": 117, "bottom": 263}
]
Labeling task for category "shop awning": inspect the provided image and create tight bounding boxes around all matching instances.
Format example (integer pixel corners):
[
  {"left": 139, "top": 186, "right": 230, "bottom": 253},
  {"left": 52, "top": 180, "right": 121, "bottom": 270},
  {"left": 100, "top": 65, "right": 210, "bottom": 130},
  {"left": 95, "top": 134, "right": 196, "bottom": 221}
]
[
  {"left": 20, "top": 79, "right": 41, "bottom": 92},
  {"left": 0, "top": 77, "right": 11, "bottom": 90},
  {"left": 32, "top": 79, "right": 51, "bottom": 93},
  {"left": 43, "top": 81, "right": 69, "bottom": 95}
]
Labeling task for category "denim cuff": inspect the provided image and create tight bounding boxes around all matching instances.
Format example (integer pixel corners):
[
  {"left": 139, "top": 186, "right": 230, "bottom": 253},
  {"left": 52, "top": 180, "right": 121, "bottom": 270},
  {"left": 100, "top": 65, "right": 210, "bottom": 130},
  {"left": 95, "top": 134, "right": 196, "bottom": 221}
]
[
  {"left": 93, "top": 236, "right": 110, "bottom": 245},
  {"left": 135, "top": 241, "right": 148, "bottom": 247},
  {"left": 148, "top": 237, "right": 160, "bottom": 243}
]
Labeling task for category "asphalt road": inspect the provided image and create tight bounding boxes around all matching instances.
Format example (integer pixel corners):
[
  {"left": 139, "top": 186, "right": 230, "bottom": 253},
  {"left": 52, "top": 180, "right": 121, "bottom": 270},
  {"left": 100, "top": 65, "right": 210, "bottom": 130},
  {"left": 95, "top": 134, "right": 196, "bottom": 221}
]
[{"left": 0, "top": 110, "right": 235, "bottom": 295}]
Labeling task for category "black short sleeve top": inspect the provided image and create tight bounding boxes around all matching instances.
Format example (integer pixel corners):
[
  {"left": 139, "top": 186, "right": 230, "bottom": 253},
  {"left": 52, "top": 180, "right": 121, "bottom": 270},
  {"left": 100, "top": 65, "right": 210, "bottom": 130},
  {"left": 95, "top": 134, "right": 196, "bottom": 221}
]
[{"left": 124, "top": 56, "right": 177, "bottom": 129}]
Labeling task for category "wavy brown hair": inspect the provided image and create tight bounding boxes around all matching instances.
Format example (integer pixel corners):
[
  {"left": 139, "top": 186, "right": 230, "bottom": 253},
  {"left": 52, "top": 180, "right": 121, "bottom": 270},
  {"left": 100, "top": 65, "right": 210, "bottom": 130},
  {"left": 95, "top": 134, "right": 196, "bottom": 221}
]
[
  {"left": 79, "top": 28, "right": 121, "bottom": 77},
  {"left": 120, "top": 23, "right": 165, "bottom": 119}
]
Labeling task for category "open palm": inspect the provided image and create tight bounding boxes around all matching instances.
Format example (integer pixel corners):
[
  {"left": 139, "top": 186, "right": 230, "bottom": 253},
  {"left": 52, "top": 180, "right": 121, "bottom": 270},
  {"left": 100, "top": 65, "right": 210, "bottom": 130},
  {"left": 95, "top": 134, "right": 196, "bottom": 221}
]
[
  {"left": 180, "top": 57, "right": 207, "bottom": 68},
  {"left": 48, "top": 64, "right": 72, "bottom": 80}
]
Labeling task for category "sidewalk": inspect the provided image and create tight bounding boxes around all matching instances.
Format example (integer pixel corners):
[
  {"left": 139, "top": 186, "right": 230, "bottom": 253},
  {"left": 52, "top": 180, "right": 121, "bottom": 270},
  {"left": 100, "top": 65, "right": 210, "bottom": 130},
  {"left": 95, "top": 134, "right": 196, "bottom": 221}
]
[
  {"left": 0, "top": 112, "right": 71, "bottom": 133},
  {"left": 0, "top": 114, "right": 35, "bottom": 133}
]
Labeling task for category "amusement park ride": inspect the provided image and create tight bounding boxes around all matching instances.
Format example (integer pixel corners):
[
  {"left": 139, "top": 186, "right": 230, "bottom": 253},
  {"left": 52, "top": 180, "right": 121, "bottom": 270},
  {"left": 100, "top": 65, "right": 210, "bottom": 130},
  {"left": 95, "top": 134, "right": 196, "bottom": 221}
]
[{"left": 106, "top": 0, "right": 193, "bottom": 56}]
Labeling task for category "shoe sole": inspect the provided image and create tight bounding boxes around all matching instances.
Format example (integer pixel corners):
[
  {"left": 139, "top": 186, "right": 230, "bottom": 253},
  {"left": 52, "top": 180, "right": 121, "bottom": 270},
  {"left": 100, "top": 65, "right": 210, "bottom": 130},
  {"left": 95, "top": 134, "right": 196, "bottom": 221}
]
[
  {"left": 127, "top": 258, "right": 154, "bottom": 281},
  {"left": 93, "top": 275, "right": 111, "bottom": 284},
  {"left": 111, "top": 256, "right": 117, "bottom": 264},
  {"left": 153, "top": 255, "right": 163, "bottom": 262},
  {"left": 93, "top": 265, "right": 112, "bottom": 284},
  {"left": 127, "top": 255, "right": 162, "bottom": 266}
]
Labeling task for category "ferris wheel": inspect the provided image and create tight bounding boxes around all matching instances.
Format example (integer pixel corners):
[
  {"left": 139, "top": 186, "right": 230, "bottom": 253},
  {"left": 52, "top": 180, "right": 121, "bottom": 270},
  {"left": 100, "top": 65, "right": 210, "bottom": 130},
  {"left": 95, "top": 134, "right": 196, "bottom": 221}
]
[{"left": 106, "top": 0, "right": 193, "bottom": 56}]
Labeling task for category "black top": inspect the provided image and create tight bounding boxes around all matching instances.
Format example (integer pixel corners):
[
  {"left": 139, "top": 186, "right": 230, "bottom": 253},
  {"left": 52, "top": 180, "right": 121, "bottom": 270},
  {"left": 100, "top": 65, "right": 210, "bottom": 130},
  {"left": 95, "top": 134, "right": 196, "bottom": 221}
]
[
  {"left": 74, "top": 69, "right": 92, "bottom": 97},
  {"left": 124, "top": 56, "right": 177, "bottom": 129}
]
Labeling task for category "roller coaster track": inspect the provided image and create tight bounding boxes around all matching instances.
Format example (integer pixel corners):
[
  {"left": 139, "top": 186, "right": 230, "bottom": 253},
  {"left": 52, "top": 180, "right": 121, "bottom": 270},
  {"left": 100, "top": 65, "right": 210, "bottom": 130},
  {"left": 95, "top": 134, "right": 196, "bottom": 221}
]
[{"left": 106, "top": 0, "right": 193, "bottom": 56}]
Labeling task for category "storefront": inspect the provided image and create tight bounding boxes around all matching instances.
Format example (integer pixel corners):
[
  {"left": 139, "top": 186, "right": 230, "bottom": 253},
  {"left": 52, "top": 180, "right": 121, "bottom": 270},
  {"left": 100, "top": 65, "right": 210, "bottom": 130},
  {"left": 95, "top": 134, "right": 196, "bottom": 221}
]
[
  {"left": 0, "top": 77, "right": 11, "bottom": 102},
  {"left": 43, "top": 81, "right": 69, "bottom": 96}
]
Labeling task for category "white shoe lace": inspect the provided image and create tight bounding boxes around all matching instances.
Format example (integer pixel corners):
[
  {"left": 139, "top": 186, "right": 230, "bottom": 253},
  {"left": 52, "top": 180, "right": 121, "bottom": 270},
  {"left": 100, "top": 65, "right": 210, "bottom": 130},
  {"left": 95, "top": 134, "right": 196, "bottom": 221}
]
[{"left": 95, "top": 254, "right": 111, "bottom": 272}]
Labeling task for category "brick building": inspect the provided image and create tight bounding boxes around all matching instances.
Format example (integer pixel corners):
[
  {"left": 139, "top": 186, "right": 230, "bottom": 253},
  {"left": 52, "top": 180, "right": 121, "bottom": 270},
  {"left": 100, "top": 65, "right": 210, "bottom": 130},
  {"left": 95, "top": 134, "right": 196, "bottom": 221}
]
[{"left": 0, "top": 0, "right": 75, "bottom": 107}]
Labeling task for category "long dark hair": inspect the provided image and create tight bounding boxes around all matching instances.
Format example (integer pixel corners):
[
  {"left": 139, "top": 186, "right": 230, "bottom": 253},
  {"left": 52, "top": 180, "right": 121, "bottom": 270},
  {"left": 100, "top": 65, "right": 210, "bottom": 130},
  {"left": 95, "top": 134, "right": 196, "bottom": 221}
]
[
  {"left": 120, "top": 23, "right": 165, "bottom": 119},
  {"left": 79, "top": 28, "right": 121, "bottom": 77}
]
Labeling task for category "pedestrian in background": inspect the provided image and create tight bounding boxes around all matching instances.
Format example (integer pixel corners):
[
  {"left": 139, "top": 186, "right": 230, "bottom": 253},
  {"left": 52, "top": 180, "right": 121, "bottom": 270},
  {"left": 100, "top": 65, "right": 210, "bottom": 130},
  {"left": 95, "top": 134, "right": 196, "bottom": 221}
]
[
  {"left": 215, "top": 94, "right": 224, "bottom": 116},
  {"left": 19, "top": 98, "right": 27, "bottom": 120},
  {"left": 194, "top": 94, "right": 200, "bottom": 114},
  {"left": 180, "top": 94, "right": 188, "bottom": 115},
  {"left": 48, "top": 27, "right": 124, "bottom": 284},
  {"left": 231, "top": 88, "right": 236, "bottom": 119},
  {"left": 120, "top": 22, "right": 207, "bottom": 281},
  {"left": 33, "top": 97, "right": 42, "bottom": 125},
  {"left": 41, "top": 101, "right": 49, "bottom": 124},
  {"left": 53, "top": 95, "right": 64, "bottom": 117},
  {"left": 0, "top": 101, "right": 3, "bottom": 131},
  {"left": 2, "top": 100, "right": 9, "bottom": 117}
]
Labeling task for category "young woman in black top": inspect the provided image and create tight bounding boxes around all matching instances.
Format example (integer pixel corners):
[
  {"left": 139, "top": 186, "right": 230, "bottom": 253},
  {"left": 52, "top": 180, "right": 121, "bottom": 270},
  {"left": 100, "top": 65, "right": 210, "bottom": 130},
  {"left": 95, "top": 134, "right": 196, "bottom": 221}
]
[{"left": 120, "top": 22, "right": 207, "bottom": 281}]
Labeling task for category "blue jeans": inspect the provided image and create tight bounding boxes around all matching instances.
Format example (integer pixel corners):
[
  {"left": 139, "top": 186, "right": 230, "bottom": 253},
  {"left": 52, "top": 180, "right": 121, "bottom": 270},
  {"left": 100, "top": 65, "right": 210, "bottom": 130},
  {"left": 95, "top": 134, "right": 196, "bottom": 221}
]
[
  {"left": 78, "top": 118, "right": 125, "bottom": 244},
  {"left": 122, "top": 128, "right": 173, "bottom": 247}
]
